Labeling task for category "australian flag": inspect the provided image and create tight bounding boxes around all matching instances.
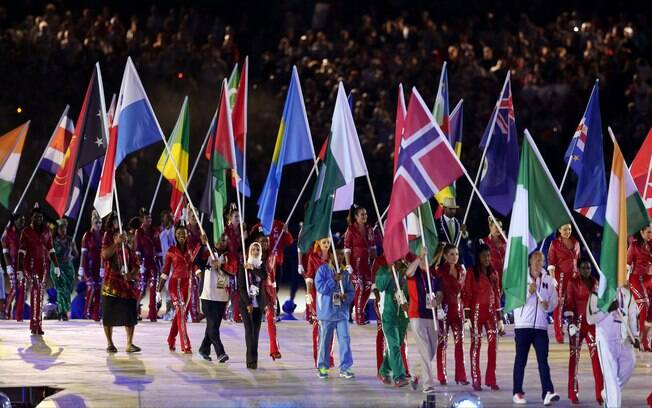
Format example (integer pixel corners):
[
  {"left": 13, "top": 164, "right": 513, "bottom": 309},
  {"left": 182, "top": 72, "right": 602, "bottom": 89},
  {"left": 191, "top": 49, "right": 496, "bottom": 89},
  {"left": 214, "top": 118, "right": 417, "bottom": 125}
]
[
  {"left": 563, "top": 80, "right": 606, "bottom": 225},
  {"left": 478, "top": 73, "right": 519, "bottom": 217}
]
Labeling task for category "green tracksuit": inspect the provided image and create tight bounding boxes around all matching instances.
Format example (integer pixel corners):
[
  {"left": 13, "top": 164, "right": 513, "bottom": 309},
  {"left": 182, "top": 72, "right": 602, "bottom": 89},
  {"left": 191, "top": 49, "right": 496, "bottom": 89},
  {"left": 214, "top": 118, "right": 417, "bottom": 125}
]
[{"left": 375, "top": 265, "right": 409, "bottom": 381}]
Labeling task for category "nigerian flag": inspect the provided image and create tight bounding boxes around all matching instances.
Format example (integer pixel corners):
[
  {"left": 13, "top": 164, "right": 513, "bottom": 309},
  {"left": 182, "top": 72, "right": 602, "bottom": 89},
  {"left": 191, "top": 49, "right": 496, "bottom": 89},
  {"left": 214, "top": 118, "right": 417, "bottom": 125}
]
[
  {"left": 298, "top": 82, "right": 367, "bottom": 252},
  {"left": 503, "top": 130, "right": 571, "bottom": 313},
  {"left": 597, "top": 132, "right": 650, "bottom": 311}
]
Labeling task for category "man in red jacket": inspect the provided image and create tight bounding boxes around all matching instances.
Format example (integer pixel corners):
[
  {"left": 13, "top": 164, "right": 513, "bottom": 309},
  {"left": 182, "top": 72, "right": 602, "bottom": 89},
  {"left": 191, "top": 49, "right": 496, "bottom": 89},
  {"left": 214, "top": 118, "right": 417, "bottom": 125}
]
[{"left": 135, "top": 208, "right": 162, "bottom": 322}]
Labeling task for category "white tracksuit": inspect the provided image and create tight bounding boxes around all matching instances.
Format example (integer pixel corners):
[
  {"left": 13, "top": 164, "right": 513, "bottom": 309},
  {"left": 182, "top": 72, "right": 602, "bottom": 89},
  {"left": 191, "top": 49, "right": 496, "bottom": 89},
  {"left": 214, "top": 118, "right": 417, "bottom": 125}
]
[{"left": 586, "top": 286, "right": 639, "bottom": 408}]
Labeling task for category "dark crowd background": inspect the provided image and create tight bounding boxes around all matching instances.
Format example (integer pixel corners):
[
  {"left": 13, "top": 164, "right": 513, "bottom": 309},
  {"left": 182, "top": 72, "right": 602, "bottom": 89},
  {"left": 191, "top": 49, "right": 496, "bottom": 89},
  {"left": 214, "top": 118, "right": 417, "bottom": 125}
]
[{"left": 0, "top": 1, "right": 650, "bottom": 258}]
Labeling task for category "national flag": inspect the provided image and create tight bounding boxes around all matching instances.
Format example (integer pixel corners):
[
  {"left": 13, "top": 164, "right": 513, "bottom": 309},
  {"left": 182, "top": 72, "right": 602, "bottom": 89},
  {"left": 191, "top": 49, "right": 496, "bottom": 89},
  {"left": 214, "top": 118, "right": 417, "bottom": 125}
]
[
  {"left": 40, "top": 106, "right": 74, "bottom": 175},
  {"left": 47, "top": 64, "right": 108, "bottom": 217},
  {"left": 433, "top": 63, "right": 456, "bottom": 207},
  {"left": 65, "top": 158, "right": 102, "bottom": 220},
  {"left": 631, "top": 128, "right": 652, "bottom": 217},
  {"left": 200, "top": 79, "right": 237, "bottom": 242},
  {"left": 107, "top": 94, "right": 117, "bottom": 126},
  {"left": 227, "top": 64, "right": 240, "bottom": 106},
  {"left": 502, "top": 130, "right": 571, "bottom": 313},
  {"left": 449, "top": 100, "right": 464, "bottom": 157},
  {"left": 332, "top": 92, "right": 357, "bottom": 212},
  {"left": 408, "top": 200, "right": 439, "bottom": 257},
  {"left": 383, "top": 87, "right": 464, "bottom": 263},
  {"left": 231, "top": 57, "right": 251, "bottom": 197},
  {"left": 597, "top": 132, "right": 650, "bottom": 311},
  {"left": 563, "top": 81, "right": 607, "bottom": 225},
  {"left": 478, "top": 73, "right": 519, "bottom": 217},
  {"left": 393, "top": 84, "right": 407, "bottom": 174},
  {"left": 0, "top": 122, "right": 30, "bottom": 208},
  {"left": 157, "top": 96, "right": 190, "bottom": 213},
  {"left": 257, "top": 66, "right": 315, "bottom": 234},
  {"left": 298, "top": 82, "right": 367, "bottom": 251}
]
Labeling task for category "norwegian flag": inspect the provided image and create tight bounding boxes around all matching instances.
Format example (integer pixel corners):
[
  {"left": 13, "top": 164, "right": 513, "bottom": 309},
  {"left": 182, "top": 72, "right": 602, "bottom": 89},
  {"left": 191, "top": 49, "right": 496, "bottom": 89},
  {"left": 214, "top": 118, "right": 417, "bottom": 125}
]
[
  {"left": 563, "top": 80, "right": 607, "bottom": 225},
  {"left": 383, "top": 87, "right": 464, "bottom": 263}
]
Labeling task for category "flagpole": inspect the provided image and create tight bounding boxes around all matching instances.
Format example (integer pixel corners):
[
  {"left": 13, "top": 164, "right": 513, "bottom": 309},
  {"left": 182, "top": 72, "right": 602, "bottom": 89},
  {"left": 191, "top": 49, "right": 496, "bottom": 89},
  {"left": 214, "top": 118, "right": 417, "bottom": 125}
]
[
  {"left": 13, "top": 117, "right": 51, "bottom": 214},
  {"left": 112, "top": 177, "right": 130, "bottom": 275},
  {"left": 241, "top": 56, "right": 248, "bottom": 228},
  {"left": 149, "top": 172, "right": 165, "bottom": 215},
  {"left": 417, "top": 206, "right": 441, "bottom": 331},
  {"left": 526, "top": 129, "right": 602, "bottom": 276},
  {"left": 269, "top": 160, "right": 319, "bottom": 254},
  {"left": 459, "top": 74, "right": 509, "bottom": 235},
  {"left": 73, "top": 161, "right": 98, "bottom": 241}
]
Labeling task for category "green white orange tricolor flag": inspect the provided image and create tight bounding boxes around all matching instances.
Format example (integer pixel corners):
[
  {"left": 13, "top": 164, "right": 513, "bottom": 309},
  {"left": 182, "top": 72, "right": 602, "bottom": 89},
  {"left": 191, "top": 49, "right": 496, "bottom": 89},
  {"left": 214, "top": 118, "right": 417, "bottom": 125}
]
[
  {"left": 0, "top": 122, "right": 29, "bottom": 209},
  {"left": 597, "top": 130, "right": 650, "bottom": 311}
]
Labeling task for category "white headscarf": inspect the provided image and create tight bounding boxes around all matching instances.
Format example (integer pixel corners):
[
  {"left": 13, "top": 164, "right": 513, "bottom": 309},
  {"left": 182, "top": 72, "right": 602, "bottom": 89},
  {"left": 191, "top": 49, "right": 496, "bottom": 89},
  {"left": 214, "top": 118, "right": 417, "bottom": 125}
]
[{"left": 247, "top": 242, "right": 263, "bottom": 269}]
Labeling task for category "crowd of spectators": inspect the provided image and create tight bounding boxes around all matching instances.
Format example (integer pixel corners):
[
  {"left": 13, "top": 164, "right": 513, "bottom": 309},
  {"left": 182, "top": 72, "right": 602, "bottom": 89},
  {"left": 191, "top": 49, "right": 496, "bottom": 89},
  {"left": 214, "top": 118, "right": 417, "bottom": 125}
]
[{"left": 0, "top": 2, "right": 650, "bottom": 239}]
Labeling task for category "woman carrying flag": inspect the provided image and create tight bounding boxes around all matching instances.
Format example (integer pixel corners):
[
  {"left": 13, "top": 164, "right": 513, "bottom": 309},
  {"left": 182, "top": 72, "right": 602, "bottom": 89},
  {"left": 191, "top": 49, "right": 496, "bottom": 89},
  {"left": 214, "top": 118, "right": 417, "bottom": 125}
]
[
  {"left": 343, "top": 204, "right": 376, "bottom": 325},
  {"left": 547, "top": 223, "right": 580, "bottom": 344}
]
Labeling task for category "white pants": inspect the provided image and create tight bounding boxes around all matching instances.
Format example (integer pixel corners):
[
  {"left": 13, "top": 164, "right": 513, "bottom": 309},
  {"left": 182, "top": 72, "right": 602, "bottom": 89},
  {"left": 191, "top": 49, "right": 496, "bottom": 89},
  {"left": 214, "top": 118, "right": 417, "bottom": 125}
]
[
  {"left": 596, "top": 337, "right": 635, "bottom": 407},
  {"left": 410, "top": 318, "right": 439, "bottom": 388}
]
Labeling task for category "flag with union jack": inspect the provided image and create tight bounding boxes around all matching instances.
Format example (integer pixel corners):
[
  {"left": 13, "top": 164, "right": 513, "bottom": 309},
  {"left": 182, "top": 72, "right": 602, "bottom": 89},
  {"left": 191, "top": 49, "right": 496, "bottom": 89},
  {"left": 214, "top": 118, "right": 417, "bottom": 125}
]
[
  {"left": 478, "top": 73, "right": 519, "bottom": 217},
  {"left": 563, "top": 80, "right": 607, "bottom": 225},
  {"left": 383, "top": 87, "right": 464, "bottom": 263}
]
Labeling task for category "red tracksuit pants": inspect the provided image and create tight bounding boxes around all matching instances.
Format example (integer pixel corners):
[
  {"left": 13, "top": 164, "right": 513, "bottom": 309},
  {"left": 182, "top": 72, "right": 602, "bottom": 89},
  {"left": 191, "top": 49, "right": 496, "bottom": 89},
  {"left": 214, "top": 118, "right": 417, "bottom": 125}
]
[
  {"left": 437, "top": 310, "right": 467, "bottom": 383},
  {"left": 189, "top": 275, "right": 203, "bottom": 322},
  {"left": 265, "top": 283, "right": 281, "bottom": 357},
  {"left": 553, "top": 271, "right": 568, "bottom": 343},
  {"left": 629, "top": 273, "right": 652, "bottom": 351},
  {"left": 353, "top": 271, "right": 372, "bottom": 325},
  {"left": 168, "top": 277, "right": 191, "bottom": 352},
  {"left": 4, "top": 272, "right": 25, "bottom": 321},
  {"left": 84, "top": 276, "right": 102, "bottom": 321},
  {"left": 27, "top": 266, "right": 46, "bottom": 333},
  {"left": 469, "top": 304, "right": 497, "bottom": 388},
  {"left": 138, "top": 266, "right": 159, "bottom": 321},
  {"left": 569, "top": 323, "right": 603, "bottom": 402}
]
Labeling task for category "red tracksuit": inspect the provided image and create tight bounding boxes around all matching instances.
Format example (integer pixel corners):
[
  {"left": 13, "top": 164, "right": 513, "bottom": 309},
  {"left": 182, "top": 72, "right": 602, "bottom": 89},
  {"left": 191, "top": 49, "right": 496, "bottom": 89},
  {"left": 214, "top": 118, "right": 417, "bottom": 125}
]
[
  {"left": 563, "top": 276, "right": 604, "bottom": 403},
  {"left": 2, "top": 226, "right": 24, "bottom": 321},
  {"left": 258, "top": 220, "right": 293, "bottom": 359},
  {"left": 81, "top": 229, "right": 103, "bottom": 321},
  {"left": 464, "top": 267, "right": 501, "bottom": 389},
  {"left": 162, "top": 243, "right": 201, "bottom": 352},
  {"left": 186, "top": 222, "right": 203, "bottom": 322},
  {"left": 627, "top": 238, "right": 652, "bottom": 351},
  {"left": 547, "top": 236, "right": 580, "bottom": 343},
  {"left": 481, "top": 234, "right": 506, "bottom": 287},
  {"left": 18, "top": 225, "right": 54, "bottom": 334},
  {"left": 436, "top": 263, "right": 468, "bottom": 384},
  {"left": 344, "top": 223, "right": 375, "bottom": 325},
  {"left": 135, "top": 225, "right": 162, "bottom": 321},
  {"left": 371, "top": 256, "right": 410, "bottom": 376},
  {"left": 225, "top": 223, "right": 244, "bottom": 322},
  {"left": 305, "top": 249, "right": 333, "bottom": 367}
]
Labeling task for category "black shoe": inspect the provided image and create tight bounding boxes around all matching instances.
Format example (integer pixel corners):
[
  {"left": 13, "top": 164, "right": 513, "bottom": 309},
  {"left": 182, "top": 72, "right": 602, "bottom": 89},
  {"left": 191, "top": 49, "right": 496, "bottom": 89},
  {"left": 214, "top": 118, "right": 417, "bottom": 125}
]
[
  {"left": 197, "top": 351, "right": 212, "bottom": 361},
  {"left": 246, "top": 362, "right": 257, "bottom": 370},
  {"left": 126, "top": 344, "right": 141, "bottom": 353},
  {"left": 106, "top": 345, "right": 118, "bottom": 353},
  {"left": 216, "top": 353, "right": 229, "bottom": 363}
]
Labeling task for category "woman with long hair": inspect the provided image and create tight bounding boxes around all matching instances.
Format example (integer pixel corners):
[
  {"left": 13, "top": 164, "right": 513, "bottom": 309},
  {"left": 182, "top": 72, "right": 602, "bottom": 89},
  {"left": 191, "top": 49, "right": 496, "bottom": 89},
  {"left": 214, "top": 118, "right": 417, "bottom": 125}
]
[
  {"left": 627, "top": 224, "right": 652, "bottom": 351},
  {"left": 547, "top": 223, "right": 580, "bottom": 344},
  {"left": 50, "top": 218, "right": 78, "bottom": 321},
  {"left": 463, "top": 244, "right": 503, "bottom": 391},
  {"left": 343, "top": 204, "right": 376, "bottom": 325},
  {"left": 435, "top": 244, "right": 468, "bottom": 385},
  {"left": 239, "top": 241, "right": 267, "bottom": 369}
]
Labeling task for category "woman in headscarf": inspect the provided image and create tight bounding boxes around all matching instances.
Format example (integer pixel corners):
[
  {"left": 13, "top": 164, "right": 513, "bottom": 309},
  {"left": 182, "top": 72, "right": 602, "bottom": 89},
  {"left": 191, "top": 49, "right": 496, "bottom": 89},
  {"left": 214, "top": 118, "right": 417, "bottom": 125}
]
[
  {"left": 50, "top": 218, "right": 78, "bottom": 320},
  {"left": 239, "top": 241, "right": 267, "bottom": 369}
]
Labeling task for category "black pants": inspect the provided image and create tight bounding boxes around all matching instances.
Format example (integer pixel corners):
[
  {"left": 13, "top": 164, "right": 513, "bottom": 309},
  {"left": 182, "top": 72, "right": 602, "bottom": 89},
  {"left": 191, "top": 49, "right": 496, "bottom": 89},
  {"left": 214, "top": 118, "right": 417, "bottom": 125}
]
[
  {"left": 242, "top": 306, "right": 262, "bottom": 365},
  {"left": 513, "top": 328, "right": 554, "bottom": 400},
  {"left": 199, "top": 299, "right": 227, "bottom": 357}
]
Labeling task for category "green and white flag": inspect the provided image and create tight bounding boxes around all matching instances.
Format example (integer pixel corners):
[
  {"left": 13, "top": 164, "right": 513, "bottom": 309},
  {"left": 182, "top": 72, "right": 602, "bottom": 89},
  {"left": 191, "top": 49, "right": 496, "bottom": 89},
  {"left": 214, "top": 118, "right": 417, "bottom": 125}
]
[
  {"left": 299, "top": 82, "right": 367, "bottom": 252},
  {"left": 0, "top": 122, "right": 29, "bottom": 209},
  {"left": 503, "top": 130, "right": 571, "bottom": 313},
  {"left": 597, "top": 131, "right": 650, "bottom": 311}
]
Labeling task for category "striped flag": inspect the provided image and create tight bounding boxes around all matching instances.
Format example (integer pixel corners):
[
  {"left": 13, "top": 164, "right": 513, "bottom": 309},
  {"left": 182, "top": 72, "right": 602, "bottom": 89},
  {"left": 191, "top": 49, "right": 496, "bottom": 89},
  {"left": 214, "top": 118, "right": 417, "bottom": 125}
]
[
  {"left": 0, "top": 122, "right": 30, "bottom": 208},
  {"left": 597, "top": 132, "right": 650, "bottom": 311},
  {"left": 157, "top": 96, "right": 190, "bottom": 214},
  {"left": 630, "top": 128, "right": 652, "bottom": 217},
  {"left": 231, "top": 57, "right": 250, "bottom": 197},
  {"left": 40, "top": 106, "right": 74, "bottom": 175}
]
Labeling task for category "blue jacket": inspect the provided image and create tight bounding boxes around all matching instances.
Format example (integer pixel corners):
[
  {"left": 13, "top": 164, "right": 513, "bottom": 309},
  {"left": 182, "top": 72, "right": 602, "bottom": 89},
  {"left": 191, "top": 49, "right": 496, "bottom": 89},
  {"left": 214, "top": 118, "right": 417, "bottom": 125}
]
[{"left": 315, "top": 263, "right": 354, "bottom": 321}]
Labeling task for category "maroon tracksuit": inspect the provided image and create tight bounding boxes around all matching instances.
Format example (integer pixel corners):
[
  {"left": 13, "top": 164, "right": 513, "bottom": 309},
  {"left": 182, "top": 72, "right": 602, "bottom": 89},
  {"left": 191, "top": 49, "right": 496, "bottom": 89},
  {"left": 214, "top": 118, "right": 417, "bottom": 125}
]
[
  {"left": 2, "top": 225, "right": 24, "bottom": 320},
  {"left": 627, "top": 238, "right": 652, "bottom": 351},
  {"left": 135, "top": 225, "right": 162, "bottom": 321},
  {"left": 344, "top": 223, "right": 375, "bottom": 325},
  {"left": 81, "top": 229, "right": 103, "bottom": 321},
  {"left": 436, "top": 263, "right": 468, "bottom": 384},
  {"left": 547, "top": 236, "right": 580, "bottom": 343}
]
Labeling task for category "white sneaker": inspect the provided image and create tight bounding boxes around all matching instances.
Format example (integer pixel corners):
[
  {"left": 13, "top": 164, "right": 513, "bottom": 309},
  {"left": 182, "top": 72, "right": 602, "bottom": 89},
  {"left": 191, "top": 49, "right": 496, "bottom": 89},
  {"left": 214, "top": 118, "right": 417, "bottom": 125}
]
[
  {"left": 543, "top": 391, "right": 560, "bottom": 406},
  {"left": 512, "top": 393, "right": 527, "bottom": 404}
]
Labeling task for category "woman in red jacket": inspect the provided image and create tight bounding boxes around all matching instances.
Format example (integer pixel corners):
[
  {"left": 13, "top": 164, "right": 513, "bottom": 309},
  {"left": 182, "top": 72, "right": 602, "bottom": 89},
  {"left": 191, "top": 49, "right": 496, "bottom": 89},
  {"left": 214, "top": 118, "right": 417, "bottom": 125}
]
[
  {"left": 479, "top": 217, "right": 506, "bottom": 286},
  {"left": 627, "top": 224, "right": 652, "bottom": 351},
  {"left": 344, "top": 205, "right": 376, "bottom": 325},
  {"left": 305, "top": 236, "right": 334, "bottom": 368},
  {"left": 157, "top": 221, "right": 207, "bottom": 353},
  {"left": 563, "top": 259, "right": 604, "bottom": 404},
  {"left": 464, "top": 245, "right": 503, "bottom": 391},
  {"left": 547, "top": 223, "right": 580, "bottom": 343},
  {"left": 435, "top": 244, "right": 468, "bottom": 385}
]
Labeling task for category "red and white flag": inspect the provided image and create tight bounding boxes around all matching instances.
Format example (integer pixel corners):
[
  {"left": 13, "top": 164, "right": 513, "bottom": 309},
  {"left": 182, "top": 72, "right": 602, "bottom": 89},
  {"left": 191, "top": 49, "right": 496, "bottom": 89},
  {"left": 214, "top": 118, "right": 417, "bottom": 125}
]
[{"left": 631, "top": 128, "right": 652, "bottom": 217}]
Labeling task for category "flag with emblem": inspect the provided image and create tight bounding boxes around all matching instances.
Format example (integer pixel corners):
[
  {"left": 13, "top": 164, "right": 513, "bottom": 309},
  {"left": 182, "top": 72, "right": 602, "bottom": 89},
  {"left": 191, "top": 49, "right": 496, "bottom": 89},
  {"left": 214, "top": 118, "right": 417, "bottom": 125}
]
[
  {"left": 383, "top": 87, "right": 464, "bottom": 263},
  {"left": 478, "top": 73, "right": 519, "bottom": 217},
  {"left": 630, "top": 128, "right": 652, "bottom": 218},
  {"left": 563, "top": 80, "right": 607, "bottom": 225},
  {"left": 47, "top": 64, "right": 108, "bottom": 217}
]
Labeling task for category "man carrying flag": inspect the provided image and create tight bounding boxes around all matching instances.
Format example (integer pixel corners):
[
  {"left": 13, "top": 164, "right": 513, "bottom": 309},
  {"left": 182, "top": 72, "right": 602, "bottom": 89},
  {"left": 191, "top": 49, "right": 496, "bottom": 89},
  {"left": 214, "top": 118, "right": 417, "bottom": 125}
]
[{"left": 503, "top": 131, "right": 568, "bottom": 406}]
